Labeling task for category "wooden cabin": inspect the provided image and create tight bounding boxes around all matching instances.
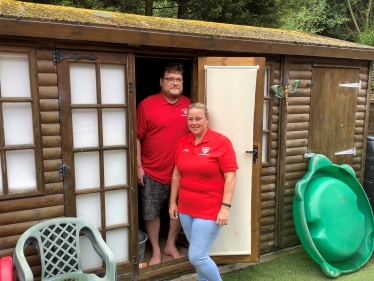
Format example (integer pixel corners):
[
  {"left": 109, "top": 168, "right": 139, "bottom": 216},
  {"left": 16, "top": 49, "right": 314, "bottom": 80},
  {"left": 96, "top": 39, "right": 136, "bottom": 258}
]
[{"left": 0, "top": 0, "right": 374, "bottom": 280}]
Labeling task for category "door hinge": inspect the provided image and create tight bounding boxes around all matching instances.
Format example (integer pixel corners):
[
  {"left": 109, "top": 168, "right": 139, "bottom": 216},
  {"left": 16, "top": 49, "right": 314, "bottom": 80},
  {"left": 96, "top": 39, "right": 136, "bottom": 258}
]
[
  {"left": 246, "top": 145, "right": 258, "bottom": 163},
  {"left": 59, "top": 163, "right": 71, "bottom": 179},
  {"left": 339, "top": 80, "right": 361, "bottom": 90},
  {"left": 53, "top": 50, "right": 98, "bottom": 65}
]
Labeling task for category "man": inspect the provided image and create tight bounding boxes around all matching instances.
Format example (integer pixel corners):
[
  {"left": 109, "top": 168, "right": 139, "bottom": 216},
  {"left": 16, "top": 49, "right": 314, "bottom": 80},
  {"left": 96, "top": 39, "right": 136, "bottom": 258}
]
[{"left": 136, "top": 62, "right": 190, "bottom": 265}]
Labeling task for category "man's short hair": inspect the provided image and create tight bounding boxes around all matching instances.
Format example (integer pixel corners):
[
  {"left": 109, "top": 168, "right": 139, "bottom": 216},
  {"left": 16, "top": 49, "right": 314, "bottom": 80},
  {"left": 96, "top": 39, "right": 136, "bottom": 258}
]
[{"left": 161, "top": 62, "right": 184, "bottom": 78}]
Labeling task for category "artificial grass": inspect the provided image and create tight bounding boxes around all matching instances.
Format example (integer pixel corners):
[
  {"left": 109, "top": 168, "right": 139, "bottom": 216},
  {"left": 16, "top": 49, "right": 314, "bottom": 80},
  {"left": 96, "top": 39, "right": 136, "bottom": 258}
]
[{"left": 222, "top": 248, "right": 374, "bottom": 281}]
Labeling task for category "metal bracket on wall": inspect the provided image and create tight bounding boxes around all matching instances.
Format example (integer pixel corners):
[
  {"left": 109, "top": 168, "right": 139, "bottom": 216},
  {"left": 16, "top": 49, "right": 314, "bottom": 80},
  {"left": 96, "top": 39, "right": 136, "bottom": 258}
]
[
  {"left": 304, "top": 152, "right": 315, "bottom": 159},
  {"left": 53, "top": 50, "right": 98, "bottom": 65}
]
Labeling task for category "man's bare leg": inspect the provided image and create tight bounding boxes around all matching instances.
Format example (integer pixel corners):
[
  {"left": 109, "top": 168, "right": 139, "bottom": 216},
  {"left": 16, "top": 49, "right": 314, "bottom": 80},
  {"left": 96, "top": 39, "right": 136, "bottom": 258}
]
[
  {"left": 144, "top": 216, "right": 162, "bottom": 265},
  {"left": 164, "top": 218, "right": 184, "bottom": 259}
]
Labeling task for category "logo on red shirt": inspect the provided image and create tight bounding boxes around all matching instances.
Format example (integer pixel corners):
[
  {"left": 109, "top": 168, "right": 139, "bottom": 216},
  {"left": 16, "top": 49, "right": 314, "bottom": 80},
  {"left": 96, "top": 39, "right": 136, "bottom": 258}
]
[
  {"left": 181, "top": 108, "right": 187, "bottom": 116},
  {"left": 200, "top": 147, "right": 210, "bottom": 155}
]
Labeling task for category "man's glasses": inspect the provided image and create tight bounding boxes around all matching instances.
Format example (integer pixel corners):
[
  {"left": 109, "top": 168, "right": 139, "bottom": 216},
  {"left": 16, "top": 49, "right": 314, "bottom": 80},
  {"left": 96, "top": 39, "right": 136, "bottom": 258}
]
[{"left": 163, "top": 77, "right": 183, "bottom": 84}]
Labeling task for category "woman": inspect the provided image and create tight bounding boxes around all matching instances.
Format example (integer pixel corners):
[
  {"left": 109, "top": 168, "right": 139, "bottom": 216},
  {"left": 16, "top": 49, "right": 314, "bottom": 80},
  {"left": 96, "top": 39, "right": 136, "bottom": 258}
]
[{"left": 169, "top": 103, "right": 238, "bottom": 281}]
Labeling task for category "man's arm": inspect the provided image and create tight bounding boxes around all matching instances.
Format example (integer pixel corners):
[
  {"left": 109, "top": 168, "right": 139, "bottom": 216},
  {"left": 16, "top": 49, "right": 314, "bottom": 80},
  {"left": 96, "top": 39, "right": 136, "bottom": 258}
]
[{"left": 137, "top": 139, "right": 145, "bottom": 186}]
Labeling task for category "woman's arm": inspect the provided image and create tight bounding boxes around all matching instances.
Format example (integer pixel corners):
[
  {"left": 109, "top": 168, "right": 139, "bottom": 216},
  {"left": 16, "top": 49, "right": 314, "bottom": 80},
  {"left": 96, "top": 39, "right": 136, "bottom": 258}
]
[
  {"left": 216, "top": 171, "right": 236, "bottom": 226},
  {"left": 169, "top": 165, "right": 181, "bottom": 219}
]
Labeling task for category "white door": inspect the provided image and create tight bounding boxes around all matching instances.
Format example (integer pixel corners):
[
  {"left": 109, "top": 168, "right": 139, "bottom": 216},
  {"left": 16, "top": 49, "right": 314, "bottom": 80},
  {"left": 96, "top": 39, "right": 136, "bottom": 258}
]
[{"left": 198, "top": 57, "right": 265, "bottom": 262}]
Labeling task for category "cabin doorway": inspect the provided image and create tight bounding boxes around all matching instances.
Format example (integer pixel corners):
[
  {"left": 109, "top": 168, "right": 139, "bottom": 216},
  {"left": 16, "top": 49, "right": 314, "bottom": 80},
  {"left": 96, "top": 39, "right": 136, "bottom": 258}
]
[{"left": 134, "top": 56, "right": 193, "bottom": 267}]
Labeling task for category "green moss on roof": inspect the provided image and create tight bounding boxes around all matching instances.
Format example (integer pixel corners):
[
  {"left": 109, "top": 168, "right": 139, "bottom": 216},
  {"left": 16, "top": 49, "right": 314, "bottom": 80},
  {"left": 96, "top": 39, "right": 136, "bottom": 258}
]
[{"left": 1, "top": 0, "right": 374, "bottom": 50}]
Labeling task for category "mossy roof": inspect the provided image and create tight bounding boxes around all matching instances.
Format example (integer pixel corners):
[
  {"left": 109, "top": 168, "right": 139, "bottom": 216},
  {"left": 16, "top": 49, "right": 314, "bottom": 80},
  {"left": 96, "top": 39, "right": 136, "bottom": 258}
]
[{"left": 1, "top": 0, "right": 374, "bottom": 51}]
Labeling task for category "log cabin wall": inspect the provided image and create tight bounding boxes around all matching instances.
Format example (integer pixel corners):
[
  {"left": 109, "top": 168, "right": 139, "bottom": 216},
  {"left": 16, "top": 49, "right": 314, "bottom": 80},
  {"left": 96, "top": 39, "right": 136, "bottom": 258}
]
[
  {"left": 369, "top": 100, "right": 374, "bottom": 135},
  {"left": 264, "top": 56, "right": 372, "bottom": 253},
  {"left": 0, "top": 48, "right": 63, "bottom": 275},
  {"left": 260, "top": 60, "right": 281, "bottom": 252}
]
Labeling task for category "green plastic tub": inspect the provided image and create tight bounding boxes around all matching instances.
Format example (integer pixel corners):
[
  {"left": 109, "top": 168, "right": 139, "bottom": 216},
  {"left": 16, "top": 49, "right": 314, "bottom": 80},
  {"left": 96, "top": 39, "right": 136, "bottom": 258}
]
[{"left": 293, "top": 154, "right": 374, "bottom": 278}]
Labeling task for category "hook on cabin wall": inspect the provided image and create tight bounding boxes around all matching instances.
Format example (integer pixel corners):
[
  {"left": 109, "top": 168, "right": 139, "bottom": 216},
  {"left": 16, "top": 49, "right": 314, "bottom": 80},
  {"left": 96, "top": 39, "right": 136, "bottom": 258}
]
[{"left": 270, "top": 80, "right": 300, "bottom": 111}]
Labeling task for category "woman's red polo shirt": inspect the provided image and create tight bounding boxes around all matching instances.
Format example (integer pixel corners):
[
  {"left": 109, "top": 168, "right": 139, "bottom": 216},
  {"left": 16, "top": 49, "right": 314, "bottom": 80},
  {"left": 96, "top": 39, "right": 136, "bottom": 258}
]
[{"left": 175, "top": 128, "right": 238, "bottom": 220}]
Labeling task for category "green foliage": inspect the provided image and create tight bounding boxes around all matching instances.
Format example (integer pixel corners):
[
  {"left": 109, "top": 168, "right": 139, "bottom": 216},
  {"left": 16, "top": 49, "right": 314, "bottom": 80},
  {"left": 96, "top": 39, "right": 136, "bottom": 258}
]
[
  {"left": 180, "top": 0, "right": 282, "bottom": 27},
  {"left": 278, "top": 0, "right": 351, "bottom": 37},
  {"left": 357, "top": 28, "right": 374, "bottom": 46}
]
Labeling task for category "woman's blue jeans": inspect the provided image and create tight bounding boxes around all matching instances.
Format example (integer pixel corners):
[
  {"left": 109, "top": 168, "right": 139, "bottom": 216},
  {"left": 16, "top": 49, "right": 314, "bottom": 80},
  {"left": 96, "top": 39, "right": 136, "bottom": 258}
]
[{"left": 179, "top": 213, "right": 222, "bottom": 281}]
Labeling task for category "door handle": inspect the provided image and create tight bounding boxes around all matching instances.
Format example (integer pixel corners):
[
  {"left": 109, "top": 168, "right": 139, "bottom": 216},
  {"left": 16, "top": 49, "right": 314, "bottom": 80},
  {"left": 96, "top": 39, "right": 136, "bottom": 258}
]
[{"left": 246, "top": 145, "right": 258, "bottom": 163}]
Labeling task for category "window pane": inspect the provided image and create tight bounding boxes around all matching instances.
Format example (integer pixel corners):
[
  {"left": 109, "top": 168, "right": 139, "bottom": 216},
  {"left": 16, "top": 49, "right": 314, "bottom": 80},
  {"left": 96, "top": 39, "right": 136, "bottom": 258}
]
[
  {"left": 3, "top": 102, "right": 34, "bottom": 145},
  {"left": 7, "top": 149, "right": 36, "bottom": 192},
  {"left": 105, "top": 190, "right": 128, "bottom": 226},
  {"left": 106, "top": 228, "right": 129, "bottom": 262},
  {"left": 264, "top": 67, "right": 269, "bottom": 97},
  {"left": 74, "top": 152, "right": 100, "bottom": 191},
  {"left": 80, "top": 235, "right": 102, "bottom": 269},
  {"left": 102, "top": 108, "right": 126, "bottom": 146},
  {"left": 72, "top": 109, "right": 99, "bottom": 148},
  {"left": 100, "top": 64, "right": 126, "bottom": 104},
  {"left": 70, "top": 63, "right": 97, "bottom": 104},
  {"left": 262, "top": 133, "right": 268, "bottom": 163},
  {"left": 76, "top": 193, "right": 101, "bottom": 227},
  {"left": 0, "top": 53, "right": 31, "bottom": 98},
  {"left": 263, "top": 100, "right": 269, "bottom": 130},
  {"left": 104, "top": 150, "right": 127, "bottom": 187}
]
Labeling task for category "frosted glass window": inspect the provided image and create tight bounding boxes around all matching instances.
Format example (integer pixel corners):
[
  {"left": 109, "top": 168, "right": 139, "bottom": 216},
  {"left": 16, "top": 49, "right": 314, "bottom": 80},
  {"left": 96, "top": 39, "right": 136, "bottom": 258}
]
[
  {"left": 76, "top": 193, "right": 101, "bottom": 227},
  {"left": 70, "top": 63, "right": 97, "bottom": 104},
  {"left": 264, "top": 67, "right": 270, "bottom": 97},
  {"left": 104, "top": 150, "right": 127, "bottom": 187},
  {"left": 3, "top": 103, "right": 34, "bottom": 145},
  {"left": 105, "top": 190, "right": 128, "bottom": 226},
  {"left": 263, "top": 100, "right": 269, "bottom": 130},
  {"left": 262, "top": 133, "right": 268, "bottom": 162},
  {"left": 80, "top": 235, "right": 102, "bottom": 269},
  {"left": 7, "top": 149, "right": 36, "bottom": 191},
  {"left": 102, "top": 109, "right": 126, "bottom": 146},
  {"left": 100, "top": 64, "right": 125, "bottom": 104},
  {"left": 0, "top": 53, "right": 31, "bottom": 97},
  {"left": 74, "top": 152, "right": 100, "bottom": 191},
  {"left": 106, "top": 228, "right": 129, "bottom": 262},
  {"left": 72, "top": 109, "right": 99, "bottom": 148}
]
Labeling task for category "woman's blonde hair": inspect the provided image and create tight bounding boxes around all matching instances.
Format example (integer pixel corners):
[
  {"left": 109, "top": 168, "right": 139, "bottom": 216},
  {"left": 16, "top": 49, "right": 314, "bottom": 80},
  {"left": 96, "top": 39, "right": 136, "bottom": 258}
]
[{"left": 188, "top": 103, "right": 209, "bottom": 118}]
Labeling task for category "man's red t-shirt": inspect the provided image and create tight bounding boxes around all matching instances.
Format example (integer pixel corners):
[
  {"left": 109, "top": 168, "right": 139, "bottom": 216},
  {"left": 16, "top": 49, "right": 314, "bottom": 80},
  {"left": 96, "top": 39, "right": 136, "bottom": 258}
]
[
  {"left": 136, "top": 92, "right": 190, "bottom": 184},
  {"left": 175, "top": 128, "right": 238, "bottom": 220}
]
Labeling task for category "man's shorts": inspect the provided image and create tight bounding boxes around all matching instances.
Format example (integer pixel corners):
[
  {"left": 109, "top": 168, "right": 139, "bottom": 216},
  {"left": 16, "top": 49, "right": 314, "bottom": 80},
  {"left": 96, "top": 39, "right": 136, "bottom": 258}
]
[{"left": 140, "top": 174, "right": 170, "bottom": 221}]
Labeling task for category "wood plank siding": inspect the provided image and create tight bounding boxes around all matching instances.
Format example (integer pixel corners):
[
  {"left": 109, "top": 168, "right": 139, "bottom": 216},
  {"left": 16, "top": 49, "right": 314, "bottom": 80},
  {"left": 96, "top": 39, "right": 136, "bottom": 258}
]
[
  {"left": 258, "top": 57, "right": 372, "bottom": 253},
  {"left": 0, "top": 50, "right": 62, "bottom": 274}
]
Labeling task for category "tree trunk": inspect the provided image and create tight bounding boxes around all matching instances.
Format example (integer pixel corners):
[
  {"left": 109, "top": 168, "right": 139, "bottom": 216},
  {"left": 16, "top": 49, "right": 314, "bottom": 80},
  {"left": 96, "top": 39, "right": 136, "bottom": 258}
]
[
  {"left": 178, "top": 0, "right": 188, "bottom": 18},
  {"left": 366, "top": 0, "right": 373, "bottom": 27},
  {"left": 347, "top": 0, "right": 360, "bottom": 33},
  {"left": 145, "top": 0, "right": 153, "bottom": 16}
]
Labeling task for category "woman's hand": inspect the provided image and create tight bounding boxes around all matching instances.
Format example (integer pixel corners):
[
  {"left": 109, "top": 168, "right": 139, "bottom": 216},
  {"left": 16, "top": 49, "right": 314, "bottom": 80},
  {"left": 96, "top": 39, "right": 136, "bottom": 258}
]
[
  {"left": 216, "top": 205, "right": 230, "bottom": 226},
  {"left": 169, "top": 203, "right": 179, "bottom": 219}
]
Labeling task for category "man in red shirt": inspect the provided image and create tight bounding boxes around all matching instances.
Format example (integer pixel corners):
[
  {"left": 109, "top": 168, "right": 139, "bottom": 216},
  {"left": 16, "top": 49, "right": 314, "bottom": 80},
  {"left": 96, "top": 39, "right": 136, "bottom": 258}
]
[{"left": 136, "top": 62, "right": 190, "bottom": 265}]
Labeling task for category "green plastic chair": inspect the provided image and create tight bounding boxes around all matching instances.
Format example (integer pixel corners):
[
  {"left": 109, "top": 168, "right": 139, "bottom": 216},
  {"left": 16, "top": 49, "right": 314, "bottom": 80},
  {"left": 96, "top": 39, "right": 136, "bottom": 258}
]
[{"left": 13, "top": 217, "right": 116, "bottom": 281}]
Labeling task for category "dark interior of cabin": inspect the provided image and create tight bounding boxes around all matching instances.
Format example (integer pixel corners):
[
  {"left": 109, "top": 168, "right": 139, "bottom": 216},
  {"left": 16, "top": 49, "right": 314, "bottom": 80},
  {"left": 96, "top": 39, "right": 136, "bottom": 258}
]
[{"left": 135, "top": 56, "right": 192, "bottom": 265}]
